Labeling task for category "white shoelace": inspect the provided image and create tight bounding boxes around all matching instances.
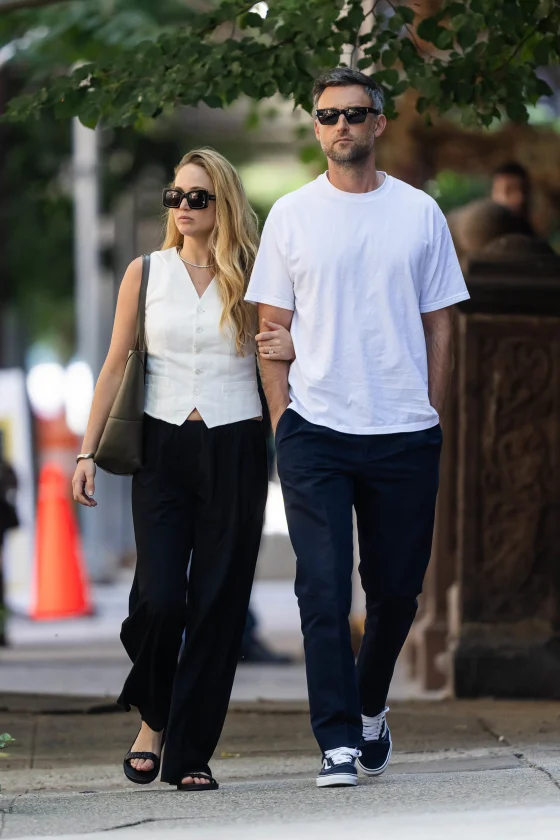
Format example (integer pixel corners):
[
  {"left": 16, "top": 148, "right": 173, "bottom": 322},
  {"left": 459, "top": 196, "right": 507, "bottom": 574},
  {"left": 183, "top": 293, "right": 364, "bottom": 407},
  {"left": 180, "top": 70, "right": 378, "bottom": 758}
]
[
  {"left": 323, "top": 746, "right": 361, "bottom": 767},
  {"left": 362, "top": 706, "right": 390, "bottom": 741}
]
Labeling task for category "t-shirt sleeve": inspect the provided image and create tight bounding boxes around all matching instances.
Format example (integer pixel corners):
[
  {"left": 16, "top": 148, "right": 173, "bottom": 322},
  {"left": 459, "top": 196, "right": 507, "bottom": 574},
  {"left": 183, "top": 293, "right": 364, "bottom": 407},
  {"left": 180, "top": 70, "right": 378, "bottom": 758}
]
[
  {"left": 419, "top": 221, "right": 470, "bottom": 313},
  {"left": 245, "top": 207, "right": 295, "bottom": 311}
]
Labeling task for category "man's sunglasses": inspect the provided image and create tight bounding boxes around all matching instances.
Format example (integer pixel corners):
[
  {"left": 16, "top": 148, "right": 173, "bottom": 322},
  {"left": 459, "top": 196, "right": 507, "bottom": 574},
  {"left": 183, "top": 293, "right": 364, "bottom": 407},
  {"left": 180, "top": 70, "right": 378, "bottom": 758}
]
[
  {"left": 162, "top": 187, "right": 216, "bottom": 210},
  {"left": 315, "top": 106, "right": 379, "bottom": 125}
]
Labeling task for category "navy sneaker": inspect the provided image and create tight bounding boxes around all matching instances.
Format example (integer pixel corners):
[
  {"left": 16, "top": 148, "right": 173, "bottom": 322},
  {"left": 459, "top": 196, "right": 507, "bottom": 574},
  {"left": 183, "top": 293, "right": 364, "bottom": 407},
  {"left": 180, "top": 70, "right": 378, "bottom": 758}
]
[
  {"left": 357, "top": 707, "right": 392, "bottom": 776},
  {"left": 316, "top": 747, "right": 361, "bottom": 788}
]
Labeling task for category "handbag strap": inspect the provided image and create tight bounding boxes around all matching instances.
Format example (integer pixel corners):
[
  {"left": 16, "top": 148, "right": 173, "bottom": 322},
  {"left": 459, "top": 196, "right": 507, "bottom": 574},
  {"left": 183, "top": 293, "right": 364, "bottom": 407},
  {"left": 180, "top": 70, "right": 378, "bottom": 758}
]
[{"left": 135, "top": 254, "right": 150, "bottom": 352}]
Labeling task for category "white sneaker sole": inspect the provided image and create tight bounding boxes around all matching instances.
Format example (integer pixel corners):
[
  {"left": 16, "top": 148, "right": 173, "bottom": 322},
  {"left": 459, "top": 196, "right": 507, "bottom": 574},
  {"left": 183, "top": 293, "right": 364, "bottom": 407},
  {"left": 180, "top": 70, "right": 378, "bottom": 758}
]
[
  {"left": 316, "top": 772, "right": 358, "bottom": 788},
  {"left": 357, "top": 739, "right": 392, "bottom": 777}
]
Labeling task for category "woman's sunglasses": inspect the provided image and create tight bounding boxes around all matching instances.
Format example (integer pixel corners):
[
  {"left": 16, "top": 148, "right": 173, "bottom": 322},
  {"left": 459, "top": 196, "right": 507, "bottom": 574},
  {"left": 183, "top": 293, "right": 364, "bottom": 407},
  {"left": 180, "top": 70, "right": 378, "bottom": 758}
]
[
  {"left": 162, "top": 187, "right": 216, "bottom": 210},
  {"left": 315, "top": 106, "right": 379, "bottom": 125}
]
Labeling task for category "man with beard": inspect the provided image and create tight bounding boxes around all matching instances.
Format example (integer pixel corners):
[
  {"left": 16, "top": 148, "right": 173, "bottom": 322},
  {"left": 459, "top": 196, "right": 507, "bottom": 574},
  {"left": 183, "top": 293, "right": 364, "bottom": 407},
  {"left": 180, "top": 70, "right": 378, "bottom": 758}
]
[{"left": 246, "top": 67, "right": 469, "bottom": 788}]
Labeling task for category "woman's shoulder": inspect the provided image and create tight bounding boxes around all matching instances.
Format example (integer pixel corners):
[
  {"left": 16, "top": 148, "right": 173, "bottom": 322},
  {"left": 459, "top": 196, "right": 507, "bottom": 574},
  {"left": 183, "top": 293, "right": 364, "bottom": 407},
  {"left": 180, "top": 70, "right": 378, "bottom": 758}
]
[
  {"left": 129, "top": 248, "right": 176, "bottom": 280},
  {"left": 148, "top": 247, "right": 176, "bottom": 263},
  {"left": 121, "top": 249, "right": 168, "bottom": 289}
]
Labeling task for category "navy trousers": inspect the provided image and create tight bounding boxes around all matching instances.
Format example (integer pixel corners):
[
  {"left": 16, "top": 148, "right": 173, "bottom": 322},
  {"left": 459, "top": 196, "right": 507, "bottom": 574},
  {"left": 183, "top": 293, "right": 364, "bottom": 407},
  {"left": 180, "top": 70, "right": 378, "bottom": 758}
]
[{"left": 276, "top": 409, "right": 442, "bottom": 753}]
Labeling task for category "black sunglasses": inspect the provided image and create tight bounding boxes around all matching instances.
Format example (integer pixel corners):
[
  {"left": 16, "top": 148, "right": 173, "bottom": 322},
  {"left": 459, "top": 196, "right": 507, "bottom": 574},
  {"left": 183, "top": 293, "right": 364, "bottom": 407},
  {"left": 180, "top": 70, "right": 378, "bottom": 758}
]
[
  {"left": 162, "top": 187, "right": 216, "bottom": 210},
  {"left": 315, "top": 106, "right": 379, "bottom": 125}
]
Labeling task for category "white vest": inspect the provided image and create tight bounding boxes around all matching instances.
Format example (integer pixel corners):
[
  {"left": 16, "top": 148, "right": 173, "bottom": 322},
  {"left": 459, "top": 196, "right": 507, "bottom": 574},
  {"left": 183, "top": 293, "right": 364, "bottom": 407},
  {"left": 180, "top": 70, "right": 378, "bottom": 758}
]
[{"left": 144, "top": 248, "right": 261, "bottom": 428}]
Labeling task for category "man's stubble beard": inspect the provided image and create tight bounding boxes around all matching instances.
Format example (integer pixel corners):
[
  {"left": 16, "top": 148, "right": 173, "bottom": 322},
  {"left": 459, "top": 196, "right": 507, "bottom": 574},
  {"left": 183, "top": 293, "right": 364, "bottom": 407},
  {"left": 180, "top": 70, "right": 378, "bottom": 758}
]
[{"left": 322, "top": 133, "right": 375, "bottom": 167}]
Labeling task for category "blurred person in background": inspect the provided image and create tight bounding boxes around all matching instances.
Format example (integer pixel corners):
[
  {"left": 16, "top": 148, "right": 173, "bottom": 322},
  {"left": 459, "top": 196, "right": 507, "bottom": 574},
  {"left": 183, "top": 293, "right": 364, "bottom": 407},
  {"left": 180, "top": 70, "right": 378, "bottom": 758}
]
[
  {"left": 72, "top": 148, "right": 294, "bottom": 792},
  {"left": 490, "top": 161, "right": 532, "bottom": 224},
  {"left": 0, "top": 430, "right": 19, "bottom": 647},
  {"left": 449, "top": 162, "right": 558, "bottom": 263},
  {"left": 250, "top": 68, "right": 469, "bottom": 788}
]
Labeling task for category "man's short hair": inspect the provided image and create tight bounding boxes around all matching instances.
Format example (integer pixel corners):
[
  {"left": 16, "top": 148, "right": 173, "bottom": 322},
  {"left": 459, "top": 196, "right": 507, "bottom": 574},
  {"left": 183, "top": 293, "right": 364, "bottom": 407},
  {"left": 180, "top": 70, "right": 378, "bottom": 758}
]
[
  {"left": 491, "top": 162, "right": 529, "bottom": 183},
  {"left": 312, "top": 67, "right": 385, "bottom": 114}
]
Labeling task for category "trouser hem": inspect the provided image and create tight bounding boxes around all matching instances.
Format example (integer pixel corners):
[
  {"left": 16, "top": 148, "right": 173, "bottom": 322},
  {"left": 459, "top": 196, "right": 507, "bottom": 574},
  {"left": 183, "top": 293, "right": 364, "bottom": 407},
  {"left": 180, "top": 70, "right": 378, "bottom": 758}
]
[
  {"left": 116, "top": 695, "right": 167, "bottom": 734},
  {"left": 314, "top": 726, "right": 362, "bottom": 754}
]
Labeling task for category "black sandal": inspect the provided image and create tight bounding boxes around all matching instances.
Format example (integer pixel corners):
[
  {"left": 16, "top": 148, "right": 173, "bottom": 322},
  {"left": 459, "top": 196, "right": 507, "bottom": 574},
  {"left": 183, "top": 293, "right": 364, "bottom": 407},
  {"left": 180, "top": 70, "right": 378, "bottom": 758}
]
[
  {"left": 123, "top": 728, "right": 165, "bottom": 785},
  {"left": 177, "top": 771, "right": 219, "bottom": 791}
]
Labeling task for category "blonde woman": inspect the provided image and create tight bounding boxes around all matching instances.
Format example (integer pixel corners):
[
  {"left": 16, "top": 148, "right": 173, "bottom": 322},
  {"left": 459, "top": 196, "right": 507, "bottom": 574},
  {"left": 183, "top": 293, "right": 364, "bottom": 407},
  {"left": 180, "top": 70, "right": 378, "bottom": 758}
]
[{"left": 72, "top": 149, "right": 294, "bottom": 791}]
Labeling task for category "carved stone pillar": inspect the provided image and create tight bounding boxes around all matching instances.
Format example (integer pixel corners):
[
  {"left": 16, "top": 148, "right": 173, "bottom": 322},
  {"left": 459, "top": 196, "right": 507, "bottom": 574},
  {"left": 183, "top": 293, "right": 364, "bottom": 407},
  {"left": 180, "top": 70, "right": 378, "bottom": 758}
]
[
  {"left": 452, "top": 258, "right": 560, "bottom": 697},
  {"left": 408, "top": 254, "right": 560, "bottom": 697}
]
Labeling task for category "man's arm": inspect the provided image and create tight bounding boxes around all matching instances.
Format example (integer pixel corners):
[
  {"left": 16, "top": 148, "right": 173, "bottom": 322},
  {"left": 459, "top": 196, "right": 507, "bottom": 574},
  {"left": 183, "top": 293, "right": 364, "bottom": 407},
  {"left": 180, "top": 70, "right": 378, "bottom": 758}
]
[
  {"left": 421, "top": 305, "right": 454, "bottom": 420},
  {"left": 257, "top": 303, "right": 293, "bottom": 434}
]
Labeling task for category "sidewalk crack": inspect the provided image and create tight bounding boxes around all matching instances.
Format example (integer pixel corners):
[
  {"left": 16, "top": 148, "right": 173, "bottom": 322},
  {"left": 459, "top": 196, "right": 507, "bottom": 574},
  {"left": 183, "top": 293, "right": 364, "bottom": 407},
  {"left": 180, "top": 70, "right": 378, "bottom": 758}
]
[
  {"left": 476, "top": 716, "right": 510, "bottom": 746},
  {"left": 512, "top": 751, "right": 560, "bottom": 795},
  {"left": 100, "top": 819, "right": 157, "bottom": 831},
  {"left": 100, "top": 816, "right": 196, "bottom": 832},
  {"left": 478, "top": 715, "right": 560, "bottom": 796}
]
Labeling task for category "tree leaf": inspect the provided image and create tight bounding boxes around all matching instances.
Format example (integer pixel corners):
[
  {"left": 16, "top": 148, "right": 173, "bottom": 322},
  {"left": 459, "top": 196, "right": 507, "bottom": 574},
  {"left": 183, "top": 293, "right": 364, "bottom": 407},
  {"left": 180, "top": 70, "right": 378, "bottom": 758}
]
[
  {"left": 505, "top": 99, "right": 528, "bottom": 122},
  {"left": 376, "top": 68, "right": 399, "bottom": 87},
  {"left": 346, "top": 3, "right": 364, "bottom": 29},
  {"left": 417, "top": 17, "right": 441, "bottom": 45},
  {"left": 457, "top": 26, "right": 477, "bottom": 50},
  {"left": 532, "top": 38, "right": 550, "bottom": 66},
  {"left": 239, "top": 11, "right": 266, "bottom": 30},
  {"left": 382, "top": 49, "right": 397, "bottom": 68},
  {"left": 203, "top": 94, "right": 223, "bottom": 108},
  {"left": 436, "top": 29, "right": 454, "bottom": 50},
  {"left": 398, "top": 6, "right": 415, "bottom": 25}
]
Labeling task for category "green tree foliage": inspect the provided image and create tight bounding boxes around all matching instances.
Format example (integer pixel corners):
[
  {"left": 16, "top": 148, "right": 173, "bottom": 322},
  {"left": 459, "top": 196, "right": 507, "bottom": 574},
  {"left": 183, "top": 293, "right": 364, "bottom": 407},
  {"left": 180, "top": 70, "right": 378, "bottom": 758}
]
[
  {"left": 0, "top": 1, "right": 200, "bottom": 347},
  {"left": 2, "top": 0, "right": 559, "bottom": 128},
  {"left": 1, "top": 111, "right": 74, "bottom": 344}
]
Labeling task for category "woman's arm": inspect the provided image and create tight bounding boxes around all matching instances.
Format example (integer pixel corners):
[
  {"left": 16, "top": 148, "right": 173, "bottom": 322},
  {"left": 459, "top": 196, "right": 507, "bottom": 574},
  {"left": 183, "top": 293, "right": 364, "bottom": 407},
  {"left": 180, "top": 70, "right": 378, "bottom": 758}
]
[{"left": 72, "top": 258, "right": 143, "bottom": 506}]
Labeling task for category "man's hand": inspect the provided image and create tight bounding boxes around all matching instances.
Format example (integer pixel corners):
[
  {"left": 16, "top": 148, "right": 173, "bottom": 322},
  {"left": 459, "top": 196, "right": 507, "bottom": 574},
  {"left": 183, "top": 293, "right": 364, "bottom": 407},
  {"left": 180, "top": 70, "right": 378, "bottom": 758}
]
[{"left": 271, "top": 407, "right": 289, "bottom": 436}]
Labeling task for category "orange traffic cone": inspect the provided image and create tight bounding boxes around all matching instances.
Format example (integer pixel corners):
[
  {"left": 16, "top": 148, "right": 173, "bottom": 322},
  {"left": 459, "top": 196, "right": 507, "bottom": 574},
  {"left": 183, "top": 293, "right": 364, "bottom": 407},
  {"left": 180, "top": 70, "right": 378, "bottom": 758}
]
[{"left": 31, "top": 462, "right": 92, "bottom": 620}]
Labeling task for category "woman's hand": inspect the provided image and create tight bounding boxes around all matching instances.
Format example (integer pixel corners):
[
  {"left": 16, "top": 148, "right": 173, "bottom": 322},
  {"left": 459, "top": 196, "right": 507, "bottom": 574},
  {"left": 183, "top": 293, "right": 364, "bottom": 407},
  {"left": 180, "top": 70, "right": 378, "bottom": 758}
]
[
  {"left": 256, "top": 319, "right": 295, "bottom": 361},
  {"left": 72, "top": 459, "right": 97, "bottom": 507}
]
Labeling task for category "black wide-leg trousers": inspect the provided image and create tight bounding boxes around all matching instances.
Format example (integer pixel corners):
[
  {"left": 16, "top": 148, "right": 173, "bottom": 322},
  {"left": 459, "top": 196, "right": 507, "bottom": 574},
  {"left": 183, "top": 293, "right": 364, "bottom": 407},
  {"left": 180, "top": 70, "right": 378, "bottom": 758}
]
[
  {"left": 117, "top": 414, "right": 268, "bottom": 784},
  {"left": 276, "top": 409, "right": 442, "bottom": 753}
]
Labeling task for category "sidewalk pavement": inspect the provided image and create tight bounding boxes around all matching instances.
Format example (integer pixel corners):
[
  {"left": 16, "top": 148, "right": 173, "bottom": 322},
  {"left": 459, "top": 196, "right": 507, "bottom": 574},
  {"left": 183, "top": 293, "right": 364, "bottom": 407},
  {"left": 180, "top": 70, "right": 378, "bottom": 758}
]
[
  {"left": 1, "top": 694, "right": 560, "bottom": 838},
  {"left": 3, "top": 577, "right": 560, "bottom": 839}
]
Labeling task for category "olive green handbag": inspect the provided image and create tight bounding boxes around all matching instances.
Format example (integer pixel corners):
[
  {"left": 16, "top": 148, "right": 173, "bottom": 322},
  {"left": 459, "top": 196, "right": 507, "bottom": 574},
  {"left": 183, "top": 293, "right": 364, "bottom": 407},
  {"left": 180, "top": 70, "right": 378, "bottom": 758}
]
[{"left": 94, "top": 254, "right": 150, "bottom": 475}]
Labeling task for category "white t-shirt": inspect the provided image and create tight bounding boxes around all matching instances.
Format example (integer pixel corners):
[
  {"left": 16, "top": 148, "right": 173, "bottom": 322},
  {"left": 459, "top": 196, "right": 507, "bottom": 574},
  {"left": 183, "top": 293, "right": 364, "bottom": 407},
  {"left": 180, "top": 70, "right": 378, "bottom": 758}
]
[{"left": 245, "top": 172, "right": 470, "bottom": 435}]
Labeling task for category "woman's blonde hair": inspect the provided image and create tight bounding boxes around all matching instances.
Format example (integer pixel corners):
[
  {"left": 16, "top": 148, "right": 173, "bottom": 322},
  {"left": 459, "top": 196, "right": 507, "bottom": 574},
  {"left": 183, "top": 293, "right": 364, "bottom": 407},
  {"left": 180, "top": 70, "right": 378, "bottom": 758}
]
[{"left": 162, "top": 147, "right": 259, "bottom": 354}]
